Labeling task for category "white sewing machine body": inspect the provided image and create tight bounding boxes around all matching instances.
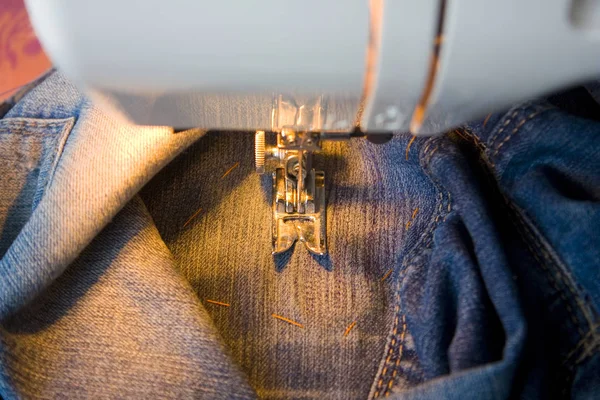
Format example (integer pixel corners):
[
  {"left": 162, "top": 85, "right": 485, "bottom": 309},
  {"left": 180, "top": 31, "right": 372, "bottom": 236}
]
[
  {"left": 25, "top": 0, "right": 600, "bottom": 135},
  {"left": 24, "top": 0, "right": 600, "bottom": 255}
]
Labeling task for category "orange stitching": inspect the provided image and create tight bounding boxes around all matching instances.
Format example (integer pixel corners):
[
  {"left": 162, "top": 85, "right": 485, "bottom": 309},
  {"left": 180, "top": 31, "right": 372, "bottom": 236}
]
[
  {"left": 385, "top": 315, "right": 407, "bottom": 396},
  {"left": 509, "top": 205, "right": 587, "bottom": 337},
  {"left": 405, "top": 208, "right": 419, "bottom": 230},
  {"left": 576, "top": 341, "right": 600, "bottom": 364},
  {"left": 460, "top": 126, "right": 594, "bottom": 358},
  {"left": 488, "top": 109, "right": 519, "bottom": 148},
  {"left": 482, "top": 125, "right": 592, "bottom": 337},
  {"left": 422, "top": 139, "right": 435, "bottom": 161},
  {"left": 566, "top": 329, "right": 599, "bottom": 364},
  {"left": 374, "top": 298, "right": 400, "bottom": 398},
  {"left": 375, "top": 137, "right": 451, "bottom": 399},
  {"left": 493, "top": 110, "right": 547, "bottom": 156},
  {"left": 411, "top": 208, "right": 419, "bottom": 220}
]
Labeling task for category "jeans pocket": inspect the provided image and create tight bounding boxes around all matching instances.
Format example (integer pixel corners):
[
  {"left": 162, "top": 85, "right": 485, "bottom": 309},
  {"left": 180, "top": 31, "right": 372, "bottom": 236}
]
[{"left": 0, "top": 117, "right": 74, "bottom": 256}]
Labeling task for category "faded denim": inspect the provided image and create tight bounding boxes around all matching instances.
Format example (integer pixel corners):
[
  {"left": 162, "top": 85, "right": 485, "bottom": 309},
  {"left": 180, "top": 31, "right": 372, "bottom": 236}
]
[{"left": 0, "top": 72, "right": 598, "bottom": 399}]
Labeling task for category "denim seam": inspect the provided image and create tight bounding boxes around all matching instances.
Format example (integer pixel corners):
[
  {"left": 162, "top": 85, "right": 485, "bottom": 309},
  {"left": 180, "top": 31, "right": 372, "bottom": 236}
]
[
  {"left": 566, "top": 326, "right": 600, "bottom": 365},
  {"left": 575, "top": 341, "right": 600, "bottom": 365},
  {"left": 0, "top": 119, "right": 69, "bottom": 130},
  {"left": 488, "top": 109, "right": 520, "bottom": 148},
  {"left": 386, "top": 314, "right": 408, "bottom": 395},
  {"left": 510, "top": 204, "right": 597, "bottom": 335},
  {"left": 372, "top": 139, "right": 451, "bottom": 399},
  {"left": 0, "top": 117, "right": 76, "bottom": 209},
  {"left": 44, "top": 117, "right": 76, "bottom": 189},
  {"left": 402, "top": 140, "right": 450, "bottom": 263},
  {"left": 484, "top": 104, "right": 553, "bottom": 165},
  {"left": 491, "top": 108, "right": 551, "bottom": 156},
  {"left": 458, "top": 128, "right": 599, "bottom": 370},
  {"left": 464, "top": 127, "right": 597, "bottom": 331},
  {"left": 506, "top": 202, "right": 597, "bottom": 388},
  {"left": 374, "top": 282, "right": 407, "bottom": 399}
]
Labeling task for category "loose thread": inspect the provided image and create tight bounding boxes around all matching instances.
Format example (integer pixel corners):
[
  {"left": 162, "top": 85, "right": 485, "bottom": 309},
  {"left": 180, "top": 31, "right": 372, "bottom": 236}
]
[
  {"left": 206, "top": 300, "right": 230, "bottom": 307},
  {"left": 344, "top": 321, "right": 357, "bottom": 337},
  {"left": 405, "top": 136, "right": 416, "bottom": 161},
  {"left": 182, "top": 208, "right": 203, "bottom": 228},
  {"left": 381, "top": 268, "right": 393, "bottom": 282},
  {"left": 482, "top": 114, "right": 492, "bottom": 128},
  {"left": 272, "top": 314, "right": 304, "bottom": 328},
  {"left": 221, "top": 162, "right": 240, "bottom": 179}
]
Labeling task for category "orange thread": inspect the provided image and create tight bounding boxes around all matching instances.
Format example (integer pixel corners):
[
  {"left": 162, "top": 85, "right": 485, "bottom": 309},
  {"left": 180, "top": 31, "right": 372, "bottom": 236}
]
[
  {"left": 381, "top": 268, "right": 393, "bottom": 282},
  {"left": 221, "top": 162, "right": 240, "bottom": 179},
  {"left": 493, "top": 111, "right": 545, "bottom": 156},
  {"left": 272, "top": 314, "right": 304, "bottom": 328},
  {"left": 488, "top": 109, "right": 519, "bottom": 147},
  {"left": 405, "top": 208, "right": 419, "bottom": 230},
  {"left": 405, "top": 136, "right": 416, "bottom": 161},
  {"left": 385, "top": 316, "right": 407, "bottom": 395},
  {"left": 206, "top": 300, "right": 230, "bottom": 307},
  {"left": 411, "top": 208, "right": 419, "bottom": 219},
  {"left": 344, "top": 321, "right": 357, "bottom": 337},
  {"left": 376, "top": 310, "right": 399, "bottom": 398},
  {"left": 482, "top": 114, "right": 492, "bottom": 127},
  {"left": 182, "top": 208, "right": 203, "bottom": 228}
]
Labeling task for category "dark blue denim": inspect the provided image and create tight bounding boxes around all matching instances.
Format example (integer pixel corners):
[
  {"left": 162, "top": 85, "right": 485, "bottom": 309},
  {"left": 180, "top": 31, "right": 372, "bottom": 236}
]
[
  {"left": 394, "top": 101, "right": 600, "bottom": 399},
  {"left": 0, "top": 72, "right": 598, "bottom": 399}
]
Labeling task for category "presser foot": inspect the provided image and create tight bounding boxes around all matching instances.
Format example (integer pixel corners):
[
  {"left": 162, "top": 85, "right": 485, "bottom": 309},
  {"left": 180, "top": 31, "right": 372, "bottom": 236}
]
[{"left": 255, "top": 128, "right": 326, "bottom": 255}]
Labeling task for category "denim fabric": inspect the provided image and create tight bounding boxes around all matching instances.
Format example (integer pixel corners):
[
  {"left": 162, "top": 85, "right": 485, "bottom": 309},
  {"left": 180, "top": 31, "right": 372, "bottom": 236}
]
[
  {"left": 0, "top": 73, "right": 254, "bottom": 398},
  {"left": 0, "top": 71, "right": 599, "bottom": 399},
  {"left": 139, "top": 132, "right": 429, "bottom": 398}
]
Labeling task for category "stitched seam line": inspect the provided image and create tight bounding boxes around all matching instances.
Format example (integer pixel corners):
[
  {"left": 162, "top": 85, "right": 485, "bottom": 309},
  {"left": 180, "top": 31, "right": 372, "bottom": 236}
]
[
  {"left": 566, "top": 326, "right": 600, "bottom": 365},
  {"left": 0, "top": 120, "right": 71, "bottom": 128},
  {"left": 454, "top": 128, "right": 600, "bottom": 396},
  {"left": 492, "top": 108, "right": 551, "bottom": 156},
  {"left": 459, "top": 127, "right": 599, "bottom": 370},
  {"left": 384, "top": 314, "right": 407, "bottom": 397},
  {"left": 373, "top": 139, "right": 451, "bottom": 398},
  {"left": 508, "top": 201, "right": 597, "bottom": 341},
  {"left": 374, "top": 284, "right": 403, "bottom": 399},
  {"left": 488, "top": 109, "right": 520, "bottom": 148},
  {"left": 576, "top": 341, "right": 600, "bottom": 364},
  {"left": 464, "top": 127, "right": 596, "bottom": 336},
  {"left": 44, "top": 118, "right": 76, "bottom": 189}
]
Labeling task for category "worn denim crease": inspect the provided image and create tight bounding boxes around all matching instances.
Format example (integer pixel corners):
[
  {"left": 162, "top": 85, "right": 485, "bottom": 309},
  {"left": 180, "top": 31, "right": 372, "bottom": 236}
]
[{"left": 0, "top": 71, "right": 599, "bottom": 399}]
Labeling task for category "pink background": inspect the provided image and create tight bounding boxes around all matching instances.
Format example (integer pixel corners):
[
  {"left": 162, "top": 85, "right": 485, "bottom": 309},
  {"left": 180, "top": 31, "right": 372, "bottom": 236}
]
[{"left": 0, "top": 0, "right": 51, "bottom": 101}]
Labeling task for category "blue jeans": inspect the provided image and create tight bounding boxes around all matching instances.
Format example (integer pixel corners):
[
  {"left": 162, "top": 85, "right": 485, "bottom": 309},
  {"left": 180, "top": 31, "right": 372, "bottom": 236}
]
[{"left": 0, "top": 72, "right": 598, "bottom": 399}]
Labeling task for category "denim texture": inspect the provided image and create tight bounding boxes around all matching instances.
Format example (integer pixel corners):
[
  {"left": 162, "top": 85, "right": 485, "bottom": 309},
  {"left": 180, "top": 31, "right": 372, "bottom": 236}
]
[{"left": 0, "top": 72, "right": 598, "bottom": 399}]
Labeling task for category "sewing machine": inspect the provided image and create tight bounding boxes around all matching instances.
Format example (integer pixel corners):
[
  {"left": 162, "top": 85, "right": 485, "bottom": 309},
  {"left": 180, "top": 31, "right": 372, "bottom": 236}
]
[{"left": 24, "top": 0, "right": 600, "bottom": 255}]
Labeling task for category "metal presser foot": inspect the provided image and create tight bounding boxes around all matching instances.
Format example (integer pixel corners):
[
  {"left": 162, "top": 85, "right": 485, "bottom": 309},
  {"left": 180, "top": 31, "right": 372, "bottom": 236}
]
[{"left": 255, "top": 128, "right": 326, "bottom": 255}]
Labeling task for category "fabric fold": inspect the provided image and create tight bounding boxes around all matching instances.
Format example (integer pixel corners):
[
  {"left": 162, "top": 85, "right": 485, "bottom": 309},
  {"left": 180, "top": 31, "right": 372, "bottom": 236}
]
[
  {"left": 0, "top": 72, "right": 256, "bottom": 398},
  {"left": 0, "top": 73, "right": 205, "bottom": 319}
]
